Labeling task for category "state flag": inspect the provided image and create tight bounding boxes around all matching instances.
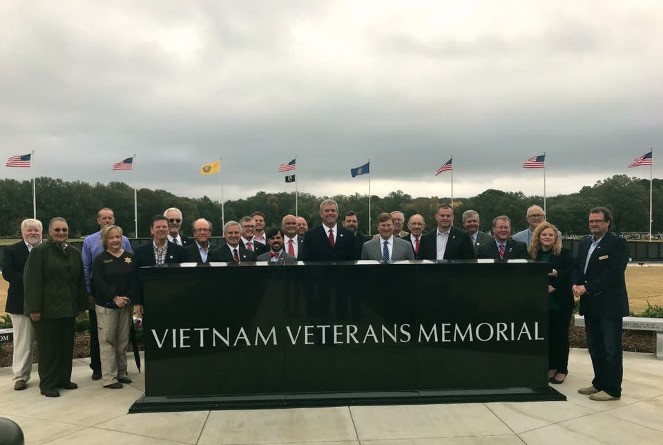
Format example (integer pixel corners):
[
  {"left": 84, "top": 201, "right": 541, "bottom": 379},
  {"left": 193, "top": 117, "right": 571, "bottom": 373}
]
[
  {"left": 351, "top": 162, "right": 370, "bottom": 177},
  {"left": 200, "top": 160, "right": 221, "bottom": 175}
]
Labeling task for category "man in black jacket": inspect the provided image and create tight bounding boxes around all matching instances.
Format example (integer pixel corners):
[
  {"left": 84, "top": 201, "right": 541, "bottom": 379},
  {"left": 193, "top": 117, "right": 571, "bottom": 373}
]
[
  {"left": 573, "top": 207, "right": 629, "bottom": 401},
  {"left": 2, "top": 218, "right": 42, "bottom": 390},
  {"left": 418, "top": 205, "right": 474, "bottom": 261}
]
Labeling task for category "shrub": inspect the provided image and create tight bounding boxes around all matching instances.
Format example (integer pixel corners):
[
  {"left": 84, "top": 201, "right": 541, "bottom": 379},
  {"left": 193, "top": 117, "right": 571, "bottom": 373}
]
[{"left": 638, "top": 301, "right": 663, "bottom": 318}]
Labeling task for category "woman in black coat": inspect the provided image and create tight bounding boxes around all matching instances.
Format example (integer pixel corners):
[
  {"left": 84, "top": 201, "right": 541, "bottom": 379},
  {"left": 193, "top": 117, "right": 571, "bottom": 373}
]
[{"left": 529, "top": 222, "right": 574, "bottom": 384}]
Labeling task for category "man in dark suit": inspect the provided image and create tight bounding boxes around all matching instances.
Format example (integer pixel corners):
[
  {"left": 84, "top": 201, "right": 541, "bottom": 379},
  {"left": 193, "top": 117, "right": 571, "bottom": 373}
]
[
  {"left": 403, "top": 214, "right": 426, "bottom": 258},
  {"left": 239, "top": 216, "right": 268, "bottom": 256},
  {"left": 462, "top": 209, "right": 493, "bottom": 254},
  {"left": 257, "top": 228, "right": 297, "bottom": 264},
  {"left": 476, "top": 215, "right": 528, "bottom": 260},
  {"left": 184, "top": 218, "right": 222, "bottom": 263},
  {"left": 419, "top": 204, "right": 475, "bottom": 261},
  {"left": 573, "top": 207, "right": 629, "bottom": 401},
  {"left": 282, "top": 214, "right": 305, "bottom": 259},
  {"left": 218, "top": 221, "right": 257, "bottom": 264},
  {"left": 132, "top": 215, "right": 187, "bottom": 318},
  {"left": 361, "top": 213, "right": 415, "bottom": 261},
  {"left": 301, "top": 199, "right": 357, "bottom": 261},
  {"left": 2, "top": 218, "right": 42, "bottom": 391},
  {"left": 164, "top": 207, "right": 192, "bottom": 246}
]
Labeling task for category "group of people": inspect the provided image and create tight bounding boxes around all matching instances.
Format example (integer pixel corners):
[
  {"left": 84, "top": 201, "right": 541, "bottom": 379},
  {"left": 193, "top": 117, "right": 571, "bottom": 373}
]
[{"left": 3, "top": 199, "right": 629, "bottom": 402}]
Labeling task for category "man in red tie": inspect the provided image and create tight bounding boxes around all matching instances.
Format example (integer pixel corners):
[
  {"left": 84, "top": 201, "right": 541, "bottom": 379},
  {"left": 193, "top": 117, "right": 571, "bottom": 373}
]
[
  {"left": 239, "top": 216, "right": 267, "bottom": 256},
  {"left": 282, "top": 214, "right": 304, "bottom": 259},
  {"left": 476, "top": 215, "right": 528, "bottom": 260},
  {"left": 257, "top": 228, "right": 297, "bottom": 264},
  {"left": 404, "top": 214, "right": 426, "bottom": 259},
  {"left": 219, "top": 221, "right": 256, "bottom": 264},
  {"left": 300, "top": 199, "right": 358, "bottom": 262}
]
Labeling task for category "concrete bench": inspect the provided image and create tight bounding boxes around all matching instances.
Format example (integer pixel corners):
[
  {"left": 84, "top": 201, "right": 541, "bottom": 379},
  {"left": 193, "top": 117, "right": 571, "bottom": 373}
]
[{"left": 574, "top": 315, "right": 663, "bottom": 360}]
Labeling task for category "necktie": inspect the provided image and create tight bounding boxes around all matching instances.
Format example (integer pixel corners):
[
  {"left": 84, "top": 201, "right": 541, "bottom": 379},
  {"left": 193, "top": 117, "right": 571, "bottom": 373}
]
[
  {"left": 498, "top": 243, "right": 505, "bottom": 259},
  {"left": 233, "top": 248, "right": 240, "bottom": 263},
  {"left": 247, "top": 241, "right": 253, "bottom": 251},
  {"left": 328, "top": 229, "right": 335, "bottom": 248},
  {"left": 382, "top": 241, "right": 389, "bottom": 262},
  {"left": 288, "top": 239, "right": 295, "bottom": 256},
  {"left": 414, "top": 237, "right": 420, "bottom": 255},
  {"left": 269, "top": 251, "right": 280, "bottom": 263},
  {"left": 173, "top": 238, "right": 179, "bottom": 245}
]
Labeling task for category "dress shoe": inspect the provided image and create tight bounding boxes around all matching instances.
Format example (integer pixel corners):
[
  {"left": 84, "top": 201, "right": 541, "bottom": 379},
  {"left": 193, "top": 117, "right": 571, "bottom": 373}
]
[
  {"left": 549, "top": 372, "right": 567, "bottom": 384},
  {"left": 14, "top": 380, "right": 27, "bottom": 391},
  {"left": 91, "top": 372, "right": 102, "bottom": 381},
  {"left": 41, "top": 388, "right": 60, "bottom": 397},
  {"left": 589, "top": 391, "right": 620, "bottom": 401},
  {"left": 578, "top": 385, "right": 599, "bottom": 395},
  {"left": 104, "top": 382, "right": 123, "bottom": 389},
  {"left": 118, "top": 376, "right": 132, "bottom": 384},
  {"left": 61, "top": 382, "right": 78, "bottom": 390}
]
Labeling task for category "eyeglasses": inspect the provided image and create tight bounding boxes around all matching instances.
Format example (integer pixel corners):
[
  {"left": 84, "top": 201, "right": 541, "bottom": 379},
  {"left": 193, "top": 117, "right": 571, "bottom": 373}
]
[
  {"left": 52, "top": 228, "right": 68, "bottom": 232},
  {"left": 588, "top": 219, "right": 606, "bottom": 224},
  {"left": 168, "top": 218, "right": 181, "bottom": 223}
]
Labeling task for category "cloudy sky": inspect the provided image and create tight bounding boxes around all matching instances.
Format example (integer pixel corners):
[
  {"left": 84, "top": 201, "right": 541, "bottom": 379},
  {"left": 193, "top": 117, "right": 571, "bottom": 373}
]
[{"left": 1, "top": 0, "right": 661, "bottom": 202}]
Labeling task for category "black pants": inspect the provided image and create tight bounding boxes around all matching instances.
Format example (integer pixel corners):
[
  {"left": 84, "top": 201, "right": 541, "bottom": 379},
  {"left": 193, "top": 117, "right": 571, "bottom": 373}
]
[
  {"left": 585, "top": 316, "right": 623, "bottom": 398},
  {"left": 548, "top": 308, "right": 572, "bottom": 373},
  {"left": 88, "top": 308, "right": 101, "bottom": 374},
  {"left": 32, "top": 317, "right": 75, "bottom": 391}
]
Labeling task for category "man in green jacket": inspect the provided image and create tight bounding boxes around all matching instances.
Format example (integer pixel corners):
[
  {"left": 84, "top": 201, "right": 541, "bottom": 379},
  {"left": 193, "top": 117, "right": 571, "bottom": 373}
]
[{"left": 24, "top": 217, "right": 88, "bottom": 397}]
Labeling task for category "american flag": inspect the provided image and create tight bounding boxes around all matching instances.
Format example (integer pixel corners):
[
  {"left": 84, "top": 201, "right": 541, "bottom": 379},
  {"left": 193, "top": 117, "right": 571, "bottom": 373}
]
[
  {"left": 5, "top": 153, "right": 32, "bottom": 167},
  {"left": 112, "top": 157, "right": 134, "bottom": 171},
  {"left": 278, "top": 158, "right": 296, "bottom": 172},
  {"left": 523, "top": 154, "right": 545, "bottom": 169},
  {"left": 628, "top": 151, "right": 653, "bottom": 168},
  {"left": 435, "top": 158, "right": 453, "bottom": 176}
]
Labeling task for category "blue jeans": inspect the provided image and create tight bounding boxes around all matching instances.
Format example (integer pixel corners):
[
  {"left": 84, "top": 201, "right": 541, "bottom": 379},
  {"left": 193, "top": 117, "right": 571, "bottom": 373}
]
[{"left": 584, "top": 316, "right": 623, "bottom": 398}]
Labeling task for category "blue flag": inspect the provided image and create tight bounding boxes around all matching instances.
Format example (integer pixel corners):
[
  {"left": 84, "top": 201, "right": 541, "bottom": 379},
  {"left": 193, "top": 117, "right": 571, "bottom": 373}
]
[{"left": 351, "top": 162, "right": 370, "bottom": 177}]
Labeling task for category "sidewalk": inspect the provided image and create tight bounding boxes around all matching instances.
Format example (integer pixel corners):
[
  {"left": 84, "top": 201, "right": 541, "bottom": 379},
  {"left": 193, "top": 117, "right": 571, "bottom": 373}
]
[{"left": 1, "top": 349, "right": 662, "bottom": 444}]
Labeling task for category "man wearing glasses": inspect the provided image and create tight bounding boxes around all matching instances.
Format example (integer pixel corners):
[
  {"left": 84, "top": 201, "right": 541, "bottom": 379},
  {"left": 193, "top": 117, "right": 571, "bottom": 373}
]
[
  {"left": 513, "top": 205, "right": 547, "bottom": 246},
  {"left": 239, "top": 216, "right": 268, "bottom": 256},
  {"left": 24, "top": 218, "right": 88, "bottom": 397},
  {"left": 185, "top": 218, "right": 222, "bottom": 263},
  {"left": 163, "top": 207, "right": 191, "bottom": 246},
  {"left": 573, "top": 207, "right": 629, "bottom": 401}
]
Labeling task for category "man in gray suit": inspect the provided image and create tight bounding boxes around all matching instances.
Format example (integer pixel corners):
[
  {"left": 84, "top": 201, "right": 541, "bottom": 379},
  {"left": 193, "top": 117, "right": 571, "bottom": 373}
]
[
  {"left": 257, "top": 228, "right": 297, "bottom": 264},
  {"left": 362, "top": 213, "right": 415, "bottom": 262},
  {"left": 462, "top": 209, "right": 493, "bottom": 253}
]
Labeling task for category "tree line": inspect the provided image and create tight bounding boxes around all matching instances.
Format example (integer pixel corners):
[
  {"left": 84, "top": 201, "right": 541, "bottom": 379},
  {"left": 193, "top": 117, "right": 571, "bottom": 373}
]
[{"left": 0, "top": 175, "right": 661, "bottom": 238}]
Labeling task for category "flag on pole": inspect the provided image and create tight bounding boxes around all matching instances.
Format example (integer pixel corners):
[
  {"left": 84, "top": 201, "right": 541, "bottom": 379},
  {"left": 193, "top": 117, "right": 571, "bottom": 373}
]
[
  {"left": 523, "top": 154, "right": 545, "bottom": 169},
  {"left": 435, "top": 158, "right": 453, "bottom": 176},
  {"left": 112, "top": 157, "right": 134, "bottom": 171},
  {"left": 278, "top": 159, "right": 296, "bottom": 172},
  {"left": 351, "top": 162, "right": 370, "bottom": 177},
  {"left": 285, "top": 174, "right": 296, "bottom": 183},
  {"left": 200, "top": 159, "right": 221, "bottom": 175},
  {"left": 5, "top": 153, "right": 32, "bottom": 167},
  {"left": 628, "top": 150, "right": 653, "bottom": 168}
]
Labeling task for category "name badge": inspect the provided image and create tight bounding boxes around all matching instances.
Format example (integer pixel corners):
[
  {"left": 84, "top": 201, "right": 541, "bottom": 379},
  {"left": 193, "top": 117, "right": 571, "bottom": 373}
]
[{"left": 598, "top": 255, "right": 609, "bottom": 260}]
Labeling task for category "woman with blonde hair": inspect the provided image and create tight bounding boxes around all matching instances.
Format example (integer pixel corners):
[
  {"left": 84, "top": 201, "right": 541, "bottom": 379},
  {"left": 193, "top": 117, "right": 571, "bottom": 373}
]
[
  {"left": 529, "top": 222, "right": 574, "bottom": 384},
  {"left": 92, "top": 225, "right": 134, "bottom": 389}
]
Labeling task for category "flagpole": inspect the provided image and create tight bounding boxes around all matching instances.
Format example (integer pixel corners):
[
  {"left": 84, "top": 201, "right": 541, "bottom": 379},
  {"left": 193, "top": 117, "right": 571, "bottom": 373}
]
[
  {"left": 132, "top": 153, "right": 138, "bottom": 238},
  {"left": 220, "top": 157, "right": 225, "bottom": 228},
  {"left": 295, "top": 155, "right": 299, "bottom": 216},
  {"left": 450, "top": 155, "right": 454, "bottom": 208},
  {"left": 649, "top": 150, "right": 653, "bottom": 242},
  {"left": 543, "top": 151, "right": 547, "bottom": 214},
  {"left": 31, "top": 150, "right": 36, "bottom": 218},
  {"left": 368, "top": 159, "right": 372, "bottom": 236}
]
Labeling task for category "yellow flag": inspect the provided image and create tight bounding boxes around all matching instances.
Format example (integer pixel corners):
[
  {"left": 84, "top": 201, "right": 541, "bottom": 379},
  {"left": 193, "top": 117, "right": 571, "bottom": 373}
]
[{"left": 200, "top": 159, "right": 220, "bottom": 175}]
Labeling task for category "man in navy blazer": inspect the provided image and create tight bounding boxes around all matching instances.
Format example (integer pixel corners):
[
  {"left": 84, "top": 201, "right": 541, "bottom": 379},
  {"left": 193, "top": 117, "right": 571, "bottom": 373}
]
[
  {"left": 418, "top": 205, "right": 475, "bottom": 261},
  {"left": 476, "top": 215, "right": 528, "bottom": 260},
  {"left": 184, "top": 218, "right": 222, "bottom": 263},
  {"left": 573, "top": 207, "right": 629, "bottom": 401},
  {"left": 218, "top": 221, "right": 257, "bottom": 264},
  {"left": 301, "top": 199, "right": 357, "bottom": 261},
  {"left": 2, "top": 218, "right": 42, "bottom": 391},
  {"left": 281, "top": 214, "right": 305, "bottom": 259},
  {"left": 132, "top": 215, "right": 187, "bottom": 318}
]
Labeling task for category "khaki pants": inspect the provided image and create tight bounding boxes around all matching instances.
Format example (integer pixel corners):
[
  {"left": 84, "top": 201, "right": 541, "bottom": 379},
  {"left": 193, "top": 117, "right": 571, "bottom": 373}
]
[
  {"left": 95, "top": 305, "right": 131, "bottom": 386},
  {"left": 10, "top": 313, "right": 35, "bottom": 382}
]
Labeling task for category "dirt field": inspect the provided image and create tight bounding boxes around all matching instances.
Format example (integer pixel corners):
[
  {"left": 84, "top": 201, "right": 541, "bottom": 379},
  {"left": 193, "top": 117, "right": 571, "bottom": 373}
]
[{"left": 1, "top": 264, "right": 662, "bottom": 315}]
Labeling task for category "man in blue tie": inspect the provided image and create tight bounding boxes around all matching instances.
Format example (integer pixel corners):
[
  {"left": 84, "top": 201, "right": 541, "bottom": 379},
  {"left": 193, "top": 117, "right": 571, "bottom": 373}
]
[{"left": 361, "top": 213, "right": 415, "bottom": 262}]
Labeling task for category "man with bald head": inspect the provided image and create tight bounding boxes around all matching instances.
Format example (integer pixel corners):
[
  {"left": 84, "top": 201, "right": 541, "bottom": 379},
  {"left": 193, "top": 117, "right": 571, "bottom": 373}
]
[
  {"left": 513, "top": 205, "right": 547, "bottom": 246},
  {"left": 296, "top": 217, "right": 308, "bottom": 235},
  {"left": 282, "top": 214, "right": 305, "bottom": 259},
  {"left": 404, "top": 214, "right": 426, "bottom": 258}
]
